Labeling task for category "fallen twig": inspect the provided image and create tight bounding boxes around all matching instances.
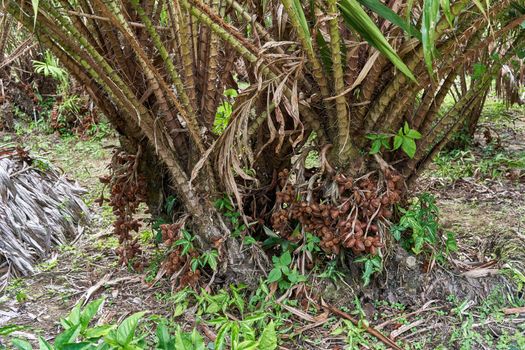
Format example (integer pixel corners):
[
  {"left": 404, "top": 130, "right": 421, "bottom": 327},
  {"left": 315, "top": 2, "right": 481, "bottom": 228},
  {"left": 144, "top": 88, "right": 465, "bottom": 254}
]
[{"left": 320, "top": 299, "right": 403, "bottom": 350}]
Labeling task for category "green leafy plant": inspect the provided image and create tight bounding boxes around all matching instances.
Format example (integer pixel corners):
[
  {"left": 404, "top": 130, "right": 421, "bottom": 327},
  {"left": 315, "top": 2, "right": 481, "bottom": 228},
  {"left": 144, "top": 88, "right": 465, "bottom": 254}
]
[
  {"left": 191, "top": 249, "right": 219, "bottom": 272},
  {"left": 174, "top": 229, "right": 195, "bottom": 256},
  {"left": 212, "top": 88, "right": 238, "bottom": 135},
  {"left": 391, "top": 193, "right": 457, "bottom": 261},
  {"left": 391, "top": 193, "right": 439, "bottom": 255},
  {"left": 10, "top": 298, "right": 147, "bottom": 350},
  {"left": 156, "top": 324, "right": 205, "bottom": 350},
  {"left": 354, "top": 254, "right": 383, "bottom": 287},
  {"left": 215, "top": 195, "right": 258, "bottom": 239},
  {"left": 33, "top": 51, "right": 68, "bottom": 85},
  {"left": 393, "top": 122, "right": 422, "bottom": 158},
  {"left": 367, "top": 122, "right": 422, "bottom": 158},
  {"left": 318, "top": 259, "right": 345, "bottom": 283},
  {"left": 208, "top": 316, "right": 277, "bottom": 350},
  {"left": 266, "top": 251, "right": 306, "bottom": 290}
]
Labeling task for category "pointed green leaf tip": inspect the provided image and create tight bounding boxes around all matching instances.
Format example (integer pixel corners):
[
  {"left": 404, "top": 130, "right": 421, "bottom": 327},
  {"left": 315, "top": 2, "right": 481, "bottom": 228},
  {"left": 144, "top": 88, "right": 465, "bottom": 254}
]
[
  {"left": 338, "top": 0, "right": 416, "bottom": 81},
  {"left": 31, "top": 0, "right": 39, "bottom": 28}
]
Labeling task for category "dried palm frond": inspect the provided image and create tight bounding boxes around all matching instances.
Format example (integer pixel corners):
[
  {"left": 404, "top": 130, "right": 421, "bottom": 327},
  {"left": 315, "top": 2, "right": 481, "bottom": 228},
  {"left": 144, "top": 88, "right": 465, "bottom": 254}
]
[
  {"left": 495, "top": 63, "right": 524, "bottom": 107},
  {"left": 0, "top": 146, "right": 89, "bottom": 290}
]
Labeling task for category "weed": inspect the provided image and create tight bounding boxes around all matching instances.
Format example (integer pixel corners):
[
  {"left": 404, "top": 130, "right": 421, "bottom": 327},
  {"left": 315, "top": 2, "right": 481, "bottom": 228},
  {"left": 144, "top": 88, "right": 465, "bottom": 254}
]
[
  {"left": 266, "top": 251, "right": 307, "bottom": 290},
  {"left": 367, "top": 122, "right": 422, "bottom": 158},
  {"left": 391, "top": 193, "right": 457, "bottom": 264},
  {"left": 212, "top": 88, "right": 238, "bottom": 135},
  {"left": 432, "top": 148, "right": 525, "bottom": 182},
  {"left": 354, "top": 254, "right": 383, "bottom": 287}
]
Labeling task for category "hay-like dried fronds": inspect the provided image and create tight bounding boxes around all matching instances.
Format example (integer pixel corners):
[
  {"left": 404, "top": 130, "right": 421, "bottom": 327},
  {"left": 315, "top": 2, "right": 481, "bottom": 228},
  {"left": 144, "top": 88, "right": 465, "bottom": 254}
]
[{"left": 0, "top": 146, "right": 89, "bottom": 289}]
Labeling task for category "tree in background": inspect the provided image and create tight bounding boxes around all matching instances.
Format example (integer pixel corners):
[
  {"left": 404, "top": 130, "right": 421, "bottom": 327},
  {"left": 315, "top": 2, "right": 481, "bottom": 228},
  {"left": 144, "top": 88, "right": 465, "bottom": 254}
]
[{"left": 4, "top": 0, "right": 524, "bottom": 283}]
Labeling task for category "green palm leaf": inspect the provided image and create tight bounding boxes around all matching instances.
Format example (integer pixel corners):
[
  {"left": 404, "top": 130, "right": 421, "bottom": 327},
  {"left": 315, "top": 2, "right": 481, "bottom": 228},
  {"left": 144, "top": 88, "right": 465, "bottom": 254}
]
[
  {"left": 357, "top": 0, "right": 421, "bottom": 39},
  {"left": 338, "top": 0, "right": 415, "bottom": 81}
]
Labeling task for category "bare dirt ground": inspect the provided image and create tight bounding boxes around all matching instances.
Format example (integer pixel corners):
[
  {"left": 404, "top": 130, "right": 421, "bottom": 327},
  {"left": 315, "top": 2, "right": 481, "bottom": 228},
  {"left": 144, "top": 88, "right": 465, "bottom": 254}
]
[{"left": 1, "top": 103, "right": 524, "bottom": 349}]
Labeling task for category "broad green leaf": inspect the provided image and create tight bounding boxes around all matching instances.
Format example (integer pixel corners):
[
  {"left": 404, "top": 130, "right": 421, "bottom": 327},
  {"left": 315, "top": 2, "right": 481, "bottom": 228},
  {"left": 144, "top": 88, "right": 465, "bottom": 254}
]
[
  {"left": 406, "top": 129, "right": 422, "bottom": 139},
  {"left": 370, "top": 140, "right": 382, "bottom": 154},
  {"left": 393, "top": 135, "right": 403, "bottom": 150},
  {"left": 63, "top": 304, "right": 81, "bottom": 329},
  {"left": 80, "top": 299, "right": 105, "bottom": 330},
  {"left": 258, "top": 321, "right": 277, "bottom": 350},
  {"left": 402, "top": 137, "right": 417, "bottom": 158},
  {"left": 339, "top": 0, "right": 415, "bottom": 81},
  {"left": 116, "top": 312, "right": 146, "bottom": 346},
  {"left": 191, "top": 258, "right": 200, "bottom": 272},
  {"left": 174, "top": 326, "right": 192, "bottom": 350},
  {"left": 84, "top": 325, "right": 116, "bottom": 339},
  {"left": 279, "top": 251, "right": 291, "bottom": 265},
  {"left": 38, "top": 337, "right": 53, "bottom": 350},
  {"left": 54, "top": 325, "right": 80, "bottom": 347},
  {"left": 11, "top": 339, "right": 33, "bottom": 350},
  {"left": 357, "top": 0, "right": 421, "bottom": 39},
  {"left": 267, "top": 268, "right": 282, "bottom": 283},
  {"left": 205, "top": 301, "right": 221, "bottom": 314},
  {"left": 156, "top": 323, "right": 172, "bottom": 350}
]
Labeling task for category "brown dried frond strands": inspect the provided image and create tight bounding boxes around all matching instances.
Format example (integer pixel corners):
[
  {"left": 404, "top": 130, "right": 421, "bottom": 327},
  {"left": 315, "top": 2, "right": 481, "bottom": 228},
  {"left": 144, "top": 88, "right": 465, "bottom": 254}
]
[
  {"left": 271, "top": 169, "right": 403, "bottom": 256},
  {"left": 97, "top": 150, "right": 147, "bottom": 269}
]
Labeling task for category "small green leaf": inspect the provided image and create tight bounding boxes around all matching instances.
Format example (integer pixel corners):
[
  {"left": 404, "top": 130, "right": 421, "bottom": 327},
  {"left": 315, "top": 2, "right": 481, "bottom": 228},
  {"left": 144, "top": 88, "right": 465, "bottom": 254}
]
[
  {"left": 0, "top": 324, "right": 26, "bottom": 336},
  {"left": 38, "top": 337, "right": 53, "bottom": 350},
  {"left": 258, "top": 321, "right": 277, "bottom": 350},
  {"left": 403, "top": 121, "right": 410, "bottom": 134},
  {"left": 393, "top": 134, "right": 403, "bottom": 150},
  {"left": 280, "top": 251, "right": 291, "bottom": 265},
  {"left": 84, "top": 325, "right": 115, "bottom": 339},
  {"left": 11, "top": 339, "right": 33, "bottom": 350},
  {"left": 115, "top": 311, "right": 146, "bottom": 346},
  {"left": 445, "top": 232, "right": 458, "bottom": 252},
  {"left": 401, "top": 137, "right": 417, "bottom": 158},
  {"left": 191, "top": 258, "right": 200, "bottom": 272},
  {"left": 370, "top": 140, "right": 382, "bottom": 154},
  {"left": 214, "top": 323, "right": 231, "bottom": 350},
  {"left": 267, "top": 268, "right": 282, "bottom": 283},
  {"left": 54, "top": 325, "right": 80, "bottom": 347},
  {"left": 263, "top": 226, "right": 279, "bottom": 237},
  {"left": 406, "top": 129, "right": 422, "bottom": 139},
  {"left": 80, "top": 299, "right": 104, "bottom": 330}
]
